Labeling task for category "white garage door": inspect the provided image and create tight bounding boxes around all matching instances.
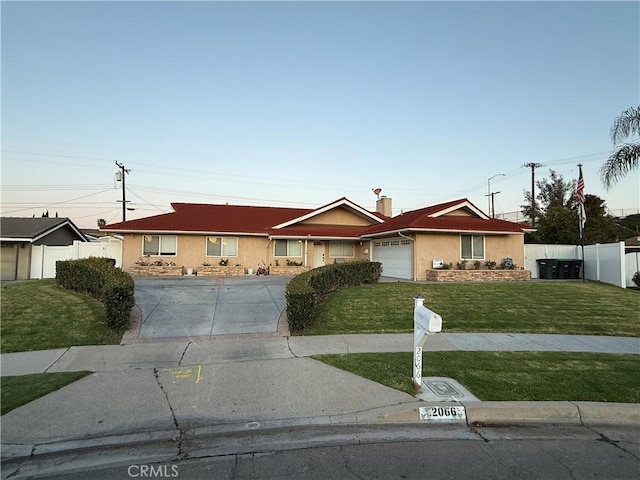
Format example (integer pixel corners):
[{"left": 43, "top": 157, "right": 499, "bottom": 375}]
[{"left": 372, "top": 238, "right": 412, "bottom": 279}]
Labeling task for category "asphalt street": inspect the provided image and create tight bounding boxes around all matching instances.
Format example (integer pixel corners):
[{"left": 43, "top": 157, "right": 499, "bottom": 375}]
[{"left": 7, "top": 424, "right": 640, "bottom": 480}]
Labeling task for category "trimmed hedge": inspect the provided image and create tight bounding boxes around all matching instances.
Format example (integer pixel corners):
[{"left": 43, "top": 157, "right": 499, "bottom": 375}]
[
  {"left": 285, "top": 261, "right": 382, "bottom": 332},
  {"left": 56, "top": 257, "right": 135, "bottom": 332}
]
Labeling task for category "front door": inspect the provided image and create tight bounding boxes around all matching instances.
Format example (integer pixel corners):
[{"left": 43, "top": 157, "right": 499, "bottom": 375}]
[{"left": 313, "top": 242, "right": 325, "bottom": 268}]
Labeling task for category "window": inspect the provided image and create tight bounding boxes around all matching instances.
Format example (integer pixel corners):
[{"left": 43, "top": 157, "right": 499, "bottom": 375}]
[
  {"left": 206, "top": 236, "right": 238, "bottom": 257},
  {"left": 274, "top": 239, "right": 302, "bottom": 257},
  {"left": 461, "top": 234, "right": 484, "bottom": 259},
  {"left": 329, "top": 240, "right": 354, "bottom": 257},
  {"left": 143, "top": 235, "right": 177, "bottom": 256}
]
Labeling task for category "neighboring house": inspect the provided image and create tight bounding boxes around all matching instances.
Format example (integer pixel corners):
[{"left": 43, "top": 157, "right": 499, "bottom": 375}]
[
  {"left": 0, "top": 217, "right": 87, "bottom": 281},
  {"left": 102, "top": 196, "right": 529, "bottom": 280}
]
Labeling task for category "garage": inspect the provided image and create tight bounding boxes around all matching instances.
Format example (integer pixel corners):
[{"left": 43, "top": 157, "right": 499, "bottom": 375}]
[
  {"left": 372, "top": 238, "right": 412, "bottom": 279},
  {"left": 1, "top": 244, "right": 18, "bottom": 281}
]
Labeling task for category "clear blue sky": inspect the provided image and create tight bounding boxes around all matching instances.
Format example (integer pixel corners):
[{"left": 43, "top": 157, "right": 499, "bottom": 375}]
[{"left": 2, "top": 1, "right": 638, "bottom": 228}]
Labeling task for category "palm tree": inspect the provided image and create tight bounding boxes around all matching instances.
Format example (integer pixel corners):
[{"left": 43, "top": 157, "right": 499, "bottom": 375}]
[{"left": 601, "top": 106, "right": 640, "bottom": 188}]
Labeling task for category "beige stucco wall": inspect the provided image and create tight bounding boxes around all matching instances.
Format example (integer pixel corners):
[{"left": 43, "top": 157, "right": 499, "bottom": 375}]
[
  {"left": 413, "top": 232, "right": 525, "bottom": 280},
  {"left": 300, "top": 208, "right": 373, "bottom": 226},
  {"left": 443, "top": 209, "right": 474, "bottom": 217},
  {"left": 122, "top": 234, "right": 272, "bottom": 274},
  {"left": 121, "top": 234, "right": 371, "bottom": 274}
]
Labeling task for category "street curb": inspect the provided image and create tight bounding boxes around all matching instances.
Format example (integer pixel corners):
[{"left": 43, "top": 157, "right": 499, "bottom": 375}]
[
  {"left": 3, "top": 402, "right": 638, "bottom": 464},
  {"left": 377, "top": 401, "right": 640, "bottom": 426}
]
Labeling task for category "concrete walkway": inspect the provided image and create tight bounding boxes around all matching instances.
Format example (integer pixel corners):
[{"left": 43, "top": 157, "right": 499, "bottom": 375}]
[
  {"left": 2, "top": 333, "right": 638, "bottom": 376},
  {"left": 1, "top": 333, "right": 638, "bottom": 471}
]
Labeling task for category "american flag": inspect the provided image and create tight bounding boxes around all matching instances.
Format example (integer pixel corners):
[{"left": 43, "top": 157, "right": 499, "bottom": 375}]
[{"left": 576, "top": 165, "right": 586, "bottom": 232}]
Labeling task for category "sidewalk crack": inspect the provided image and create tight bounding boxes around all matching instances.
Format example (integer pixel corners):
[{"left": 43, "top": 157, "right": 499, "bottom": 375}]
[
  {"left": 43, "top": 347, "right": 71, "bottom": 373},
  {"left": 285, "top": 337, "right": 299, "bottom": 358},
  {"left": 178, "top": 342, "right": 192, "bottom": 366},
  {"left": 153, "top": 368, "right": 184, "bottom": 458}
]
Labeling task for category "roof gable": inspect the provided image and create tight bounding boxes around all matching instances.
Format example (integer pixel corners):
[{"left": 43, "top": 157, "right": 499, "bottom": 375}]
[
  {"left": 272, "top": 198, "right": 384, "bottom": 229},
  {"left": 0, "top": 217, "right": 86, "bottom": 242},
  {"left": 362, "top": 198, "right": 525, "bottom": 236}
]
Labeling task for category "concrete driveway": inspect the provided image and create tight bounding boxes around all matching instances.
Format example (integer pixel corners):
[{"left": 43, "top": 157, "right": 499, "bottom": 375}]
[{"left": 130, "top": 276, "right": 290, "bottom": 339}]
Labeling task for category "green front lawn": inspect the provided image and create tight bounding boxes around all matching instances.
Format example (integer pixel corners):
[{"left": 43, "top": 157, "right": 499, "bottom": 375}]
[
  {"left": 314, "top": 352, "right": 640, "bottom": 402},
  {"left": 307, "top": 281, "right": 639, "bottom": 336},
  {"left": 1, "top": 372, "right": 92, "bottom": 415},
  {"left": 1, "top": 280, "right": 123, "bottom": 353}
]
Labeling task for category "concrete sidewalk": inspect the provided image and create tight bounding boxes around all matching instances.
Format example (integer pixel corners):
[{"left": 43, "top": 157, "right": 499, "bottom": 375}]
[
  {"left": 1, "top": 333, "right": 639, "bottom": 472},
  {"left": 2, "top": 333, "right": 638, "bottom": 376}
]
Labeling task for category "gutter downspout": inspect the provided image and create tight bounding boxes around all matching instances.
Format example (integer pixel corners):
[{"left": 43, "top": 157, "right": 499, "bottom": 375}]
[{"left": 398, "top": 231, "right": 417, "bottom": 282}]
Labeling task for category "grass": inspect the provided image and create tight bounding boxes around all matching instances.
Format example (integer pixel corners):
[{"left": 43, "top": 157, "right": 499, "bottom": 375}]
[
  {"left": 313, "top": 352, "right": 640, "bottom": 402},
  {"left": 1, "top": 279, "right": 123, "bottom": 353},
  {"left": 1, "top": 372, "right": 92, "bottom": 415},
  {"left": 307, "top": 281, "right": 640, "bottom": 336}
]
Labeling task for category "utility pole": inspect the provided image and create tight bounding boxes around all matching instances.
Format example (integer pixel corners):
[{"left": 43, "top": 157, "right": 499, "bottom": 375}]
[
  {"left": 485, "top": 191, "right": 501, "bottom": 218},
  {"left": 115, "top": 161, "right": 131, "bottom": 222},
  {"left": 487, "top": 173, "right": 506, "bottom": 215},
  {"left": 523, "top": 162, "right": 543, "bottom": 227}
]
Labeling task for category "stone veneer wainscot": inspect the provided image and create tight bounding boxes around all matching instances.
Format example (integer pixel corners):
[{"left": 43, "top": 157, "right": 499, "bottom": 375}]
[
  {"left": 197, "top": 266, "right": 245, "bottom": 277},
  {"left": 129, "top": 265, "right": 184, "bottom": 276},
  {"left": 425, "top": 270, "right": 532, "bottom": 282}
]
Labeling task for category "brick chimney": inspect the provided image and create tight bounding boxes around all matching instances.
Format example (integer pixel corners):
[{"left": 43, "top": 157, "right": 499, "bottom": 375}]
[{"left": 376, "top": 196, "right": 392, "bottom": 217}]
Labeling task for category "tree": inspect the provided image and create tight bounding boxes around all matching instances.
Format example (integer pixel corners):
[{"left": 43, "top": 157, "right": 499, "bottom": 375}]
[
  {"left": 582, "top": 195, "right": 617, "bottom": 244},
  {"left": 521, "top": 170, "right": 576, "bottom": 220},
  {"left": 532, "top": 205, "right": 580, "bottom": 244},
  {"left": 601, "top": 106, "right": 640, "bottom": 188},
  {"left": 526, "top": 193, "right": 617, "bottom": 245}
]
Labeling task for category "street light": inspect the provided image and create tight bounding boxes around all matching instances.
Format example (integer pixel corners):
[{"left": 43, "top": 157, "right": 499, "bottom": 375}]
[{"left": 487, "top": 173, "right": 506, "bottom": 216}]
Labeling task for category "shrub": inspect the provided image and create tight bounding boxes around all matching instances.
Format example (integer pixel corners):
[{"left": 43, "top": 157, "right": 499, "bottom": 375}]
[
  {"left": 456, "top": 260, "right": 468, "bottom": 270},
  {"left": 284, "top": 271, "right": 316, "bottom": 332},
  {"left": 56, "top": 257, "right": 135, "bottom": 332},
  {"left": 485, "top": 260, "right": 497, "bottom": 270},
  {"left": 633, "top": 271, "right": 640, "bottom": 288},
  {"left": 473, "top": 260, "right": 483, "bottom": 270},
  {"left": 285, "top": 261, "right": 382, "bottom": 332}
]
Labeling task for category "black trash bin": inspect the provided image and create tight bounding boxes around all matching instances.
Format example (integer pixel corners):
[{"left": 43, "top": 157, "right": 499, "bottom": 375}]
[
  {"left": 570, "top": 260, "right": 583, "bottom": 279},
  {"left": 557, "top": 259, "right": 572, "bottom": 279},
  {"left": 536, "top": 259, "right": 548, "bottom": 279},
  {"left": 537, "top": 259, "right": 559, "bottom": 279}
]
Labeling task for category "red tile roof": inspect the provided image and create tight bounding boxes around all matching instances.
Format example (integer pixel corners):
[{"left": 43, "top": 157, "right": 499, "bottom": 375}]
[
  {"left": 363, "top": 199, "right": 524, "bottom": 235},
  {"left": 104, "top": 203, "right": 313, "bottom": 235},
  {"left": 103, "top": 198, "right": 526, "bottom": 237}
]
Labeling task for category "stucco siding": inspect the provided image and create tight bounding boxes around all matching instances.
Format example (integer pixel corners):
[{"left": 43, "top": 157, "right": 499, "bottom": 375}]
[
  {"left": 414, "top": 232, "right": 525, "bottom": 280},
  {"left": 300, "top": 208, "right": 373, "bottom": 226},
  {"left": 122, "top": 234, "right": 272, "bottom": 274}
]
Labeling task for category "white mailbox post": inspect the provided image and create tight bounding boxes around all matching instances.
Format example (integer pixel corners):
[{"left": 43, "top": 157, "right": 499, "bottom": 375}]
[{"left": 413, "top": 295, "right": 442, "bottom": 392}]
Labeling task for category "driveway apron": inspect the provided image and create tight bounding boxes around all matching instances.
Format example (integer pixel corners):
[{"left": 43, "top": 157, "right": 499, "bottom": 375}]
[{"left": 133, "top": 276, "right": 289, "bottom": 339}]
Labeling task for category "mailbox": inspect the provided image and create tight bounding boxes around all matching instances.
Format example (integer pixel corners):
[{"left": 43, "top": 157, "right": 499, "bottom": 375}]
[
  {"left": 414, "top": 296, "right": 442, "bottom": 333},
  {"left": 413, "top": 295, "right": 443, "bottom": 391}
]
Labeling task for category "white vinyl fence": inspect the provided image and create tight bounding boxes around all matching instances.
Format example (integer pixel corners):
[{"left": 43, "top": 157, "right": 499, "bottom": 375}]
[
  {"left": 525, "top": 242, "right": 636, "bottom": 288},
  {"left": 30, "top": 240, "right": 123, "bottom": 279}
]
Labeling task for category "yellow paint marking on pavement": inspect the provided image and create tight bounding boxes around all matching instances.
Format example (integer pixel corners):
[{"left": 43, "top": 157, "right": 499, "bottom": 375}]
[{"left": 167, "top": 365, "right": 203, "bottom": 384}]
